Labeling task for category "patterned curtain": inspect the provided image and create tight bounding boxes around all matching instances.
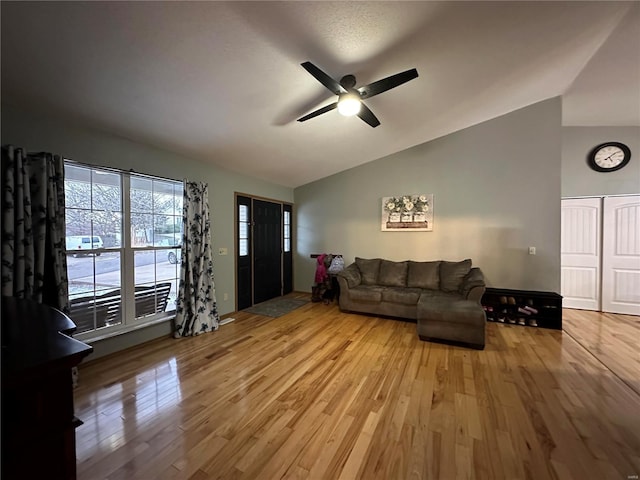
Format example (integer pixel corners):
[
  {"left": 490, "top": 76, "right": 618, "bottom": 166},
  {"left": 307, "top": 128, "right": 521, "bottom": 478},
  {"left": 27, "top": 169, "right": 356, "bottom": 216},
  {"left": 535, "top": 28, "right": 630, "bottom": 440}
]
[
  {"left": 1, "top": 145, "right": 69, "bottom": 312},
  {"left": 174, "top": 181, "right": 219, "bottom": 337}
]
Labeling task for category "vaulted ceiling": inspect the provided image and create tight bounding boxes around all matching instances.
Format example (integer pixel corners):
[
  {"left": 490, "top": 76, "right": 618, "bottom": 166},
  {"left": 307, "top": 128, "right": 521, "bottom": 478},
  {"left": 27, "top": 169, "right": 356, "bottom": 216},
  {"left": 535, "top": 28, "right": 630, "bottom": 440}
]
[{"left": 2, "top": 2, "right": 638, "bottom": 187}]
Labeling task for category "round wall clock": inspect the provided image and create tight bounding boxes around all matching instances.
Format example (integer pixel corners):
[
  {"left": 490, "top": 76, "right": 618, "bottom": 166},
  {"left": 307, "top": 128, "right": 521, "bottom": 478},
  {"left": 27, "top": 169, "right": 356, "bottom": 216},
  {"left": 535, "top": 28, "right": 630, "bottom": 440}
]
[{"left": 587, "top": 142, "right": 631, "bottom": 172}]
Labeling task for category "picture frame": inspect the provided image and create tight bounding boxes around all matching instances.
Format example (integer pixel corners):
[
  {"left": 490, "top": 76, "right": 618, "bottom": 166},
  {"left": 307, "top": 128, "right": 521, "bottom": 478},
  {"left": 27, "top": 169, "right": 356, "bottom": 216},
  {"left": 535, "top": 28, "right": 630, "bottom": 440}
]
[{"left": 381, "top": 194, "right": 433, "bottom": 231}]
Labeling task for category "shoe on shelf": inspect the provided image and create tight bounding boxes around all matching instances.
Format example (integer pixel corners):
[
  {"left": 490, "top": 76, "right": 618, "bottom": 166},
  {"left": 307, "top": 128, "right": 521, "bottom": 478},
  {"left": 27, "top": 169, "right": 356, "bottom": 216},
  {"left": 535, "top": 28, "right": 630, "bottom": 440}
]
[
  {"left": 523, "top": 305, "right": 538, "bottom": 314},
  {"left": 508, "top": 297, "right": 516, "bottom": 305},
  {"left": 517, "top": 317, "right": 526, "bottom": 326},
  {"left": 528, "top": 319, "right": 538, "bottom": 327},
  {"left": 508, "top": 317, "right": 516, "bottom": 324},
  {"left": 517, "top": 307, "right": 531, "bottom": 315}
]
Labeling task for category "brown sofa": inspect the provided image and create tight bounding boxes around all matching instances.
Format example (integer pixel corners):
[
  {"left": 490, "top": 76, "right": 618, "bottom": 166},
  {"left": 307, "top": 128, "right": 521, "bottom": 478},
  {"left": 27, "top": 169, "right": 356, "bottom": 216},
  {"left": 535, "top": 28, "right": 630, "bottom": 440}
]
[{"left": 336, "top": 257, "right": 486, "bottom": 349}]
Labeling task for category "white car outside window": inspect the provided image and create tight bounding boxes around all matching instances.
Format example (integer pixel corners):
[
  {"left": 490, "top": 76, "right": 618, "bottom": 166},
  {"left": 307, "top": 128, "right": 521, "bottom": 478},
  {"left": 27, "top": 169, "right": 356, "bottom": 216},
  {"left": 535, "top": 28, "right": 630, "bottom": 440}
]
[{"left": 66, "top": 235, "right": 103, "bottom": 256}]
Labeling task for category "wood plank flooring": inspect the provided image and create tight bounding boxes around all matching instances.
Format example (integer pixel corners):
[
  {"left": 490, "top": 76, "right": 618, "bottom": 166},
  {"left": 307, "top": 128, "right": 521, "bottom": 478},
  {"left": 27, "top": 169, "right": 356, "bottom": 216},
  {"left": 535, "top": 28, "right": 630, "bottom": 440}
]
[
  {"left": 74, "top": 296, "right": 640, "bottom": 480},
  {"left": 563, "top": 308, "right": 640, "bottom": 396}
]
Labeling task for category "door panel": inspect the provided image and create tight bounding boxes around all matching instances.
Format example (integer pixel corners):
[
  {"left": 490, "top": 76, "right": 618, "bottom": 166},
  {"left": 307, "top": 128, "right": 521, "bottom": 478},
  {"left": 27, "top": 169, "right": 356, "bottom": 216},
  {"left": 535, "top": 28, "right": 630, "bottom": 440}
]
[
  {"left": 561, "top": 198, "right": 601, "bottom": 310},
  {"left": 253, "top": 199, "right": 282, "bottom": 304},
  {"left": 602, "top": 195, "right": 640, "bottom": 315}
]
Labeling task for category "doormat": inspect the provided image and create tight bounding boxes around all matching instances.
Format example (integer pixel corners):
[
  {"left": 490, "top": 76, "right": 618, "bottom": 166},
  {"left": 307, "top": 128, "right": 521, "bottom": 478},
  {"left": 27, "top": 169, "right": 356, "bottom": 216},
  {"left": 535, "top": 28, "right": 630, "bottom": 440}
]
[{"left": 244, "top": 297, "right": 308, "bottom": 318}]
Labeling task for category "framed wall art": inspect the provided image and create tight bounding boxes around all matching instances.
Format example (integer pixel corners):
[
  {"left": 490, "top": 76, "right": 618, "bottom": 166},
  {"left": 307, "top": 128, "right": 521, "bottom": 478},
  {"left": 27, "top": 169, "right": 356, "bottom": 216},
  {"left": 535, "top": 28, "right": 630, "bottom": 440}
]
[{"left": 381, "top": 194, "right": 433, "bottom": 231}]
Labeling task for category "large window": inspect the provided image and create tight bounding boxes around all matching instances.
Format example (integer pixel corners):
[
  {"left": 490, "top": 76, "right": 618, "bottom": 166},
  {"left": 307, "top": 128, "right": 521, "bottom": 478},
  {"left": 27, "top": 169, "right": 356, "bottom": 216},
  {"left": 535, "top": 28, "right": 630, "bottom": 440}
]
[{"left": 65, "top": 162, "right": 183, "bottom": 337}]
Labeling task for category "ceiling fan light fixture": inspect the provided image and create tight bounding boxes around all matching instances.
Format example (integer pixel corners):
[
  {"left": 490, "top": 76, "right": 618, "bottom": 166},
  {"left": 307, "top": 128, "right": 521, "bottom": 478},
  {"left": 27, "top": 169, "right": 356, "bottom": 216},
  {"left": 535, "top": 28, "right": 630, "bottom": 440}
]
[
  {"left": 297, "top": 62, "right": 418, "bottom": 127},
  {"left": 337, "top": 93, "right": 361, "bottom": 116}
]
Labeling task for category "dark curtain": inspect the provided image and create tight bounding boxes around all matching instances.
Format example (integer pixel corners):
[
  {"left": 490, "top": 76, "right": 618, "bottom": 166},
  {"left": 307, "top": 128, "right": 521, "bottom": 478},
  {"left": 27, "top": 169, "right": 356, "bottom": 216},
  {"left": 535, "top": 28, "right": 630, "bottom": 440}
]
[{"left": 1, "top": 145, "right": 69, "bottom": 312}]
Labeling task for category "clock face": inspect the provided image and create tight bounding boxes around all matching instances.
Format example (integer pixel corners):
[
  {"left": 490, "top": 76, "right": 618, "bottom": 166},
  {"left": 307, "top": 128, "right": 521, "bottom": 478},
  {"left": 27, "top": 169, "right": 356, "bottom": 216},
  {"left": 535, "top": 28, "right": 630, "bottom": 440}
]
[
  {"left": 594, "top": 145, "right": 625, "bottom": 168},
  {"left": 588, "top": 142, "right": 631, "bottom": 172}
]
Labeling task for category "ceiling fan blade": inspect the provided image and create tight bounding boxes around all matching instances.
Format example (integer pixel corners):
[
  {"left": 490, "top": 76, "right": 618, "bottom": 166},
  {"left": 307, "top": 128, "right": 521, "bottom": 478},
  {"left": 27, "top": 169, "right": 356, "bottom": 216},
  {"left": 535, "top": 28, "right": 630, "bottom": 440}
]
[
  {"left": 357, "top": 103, "right": 380, "bottom": 128},
  {"left": 297, "top": 102, "right": 339, "bottom": 122},
  {"left": 358, "top": 68, "right": 418, "bottom": 99},
  {"left": 301, "top": 62, "right": 346, "bottom": 95}
]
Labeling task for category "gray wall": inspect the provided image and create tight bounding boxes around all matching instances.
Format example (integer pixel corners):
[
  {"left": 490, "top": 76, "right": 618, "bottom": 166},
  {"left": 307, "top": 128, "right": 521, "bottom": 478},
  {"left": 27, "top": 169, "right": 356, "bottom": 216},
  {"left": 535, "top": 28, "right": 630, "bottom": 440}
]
[
  {"left": 1, "top": 103, "right": 294, "bottom": 359},
  {"left": 294, "top": 98, "right": 562, "bottom": 293},
  {"left": 8, "top": 98, "right": 612, "bottom": 358},
  {"left": 561, "top": 126, "right": 640, "bottom": 197}
]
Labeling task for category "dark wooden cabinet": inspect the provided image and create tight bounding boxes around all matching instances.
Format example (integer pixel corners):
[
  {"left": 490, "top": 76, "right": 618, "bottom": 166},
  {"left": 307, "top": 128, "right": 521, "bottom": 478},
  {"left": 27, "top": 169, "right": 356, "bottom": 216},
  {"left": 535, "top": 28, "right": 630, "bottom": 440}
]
[
  {"left": 2, "top": 297, "right": 93, "bottom": 480},
  {"left": 481, "top": 287, "right": 563, "bottom": 330}
]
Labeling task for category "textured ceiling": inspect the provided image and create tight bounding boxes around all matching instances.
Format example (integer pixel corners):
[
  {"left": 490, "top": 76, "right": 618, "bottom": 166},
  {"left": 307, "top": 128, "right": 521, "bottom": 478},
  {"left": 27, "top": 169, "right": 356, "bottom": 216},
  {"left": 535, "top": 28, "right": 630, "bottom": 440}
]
[{"left": 2, "top": 1, "right": 638, "bottom": 188}]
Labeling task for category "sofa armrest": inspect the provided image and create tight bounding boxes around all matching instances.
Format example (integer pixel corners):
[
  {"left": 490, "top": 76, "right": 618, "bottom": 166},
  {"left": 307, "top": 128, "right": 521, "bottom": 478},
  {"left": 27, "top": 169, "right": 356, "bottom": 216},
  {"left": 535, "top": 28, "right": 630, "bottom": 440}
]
[
  {"left": 337, "top": 263, "right": 362, "bottom": 289},
  {"left": 460, "top": 267, "right": 486, "bottom": 303}
]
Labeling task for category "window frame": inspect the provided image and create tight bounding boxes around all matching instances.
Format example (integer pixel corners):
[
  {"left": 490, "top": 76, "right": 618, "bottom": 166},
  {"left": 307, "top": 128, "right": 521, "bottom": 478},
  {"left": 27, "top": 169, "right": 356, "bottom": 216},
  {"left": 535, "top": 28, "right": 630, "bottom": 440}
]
[{"left": 64, "top": 161, "right": 183, "bottom": 342}]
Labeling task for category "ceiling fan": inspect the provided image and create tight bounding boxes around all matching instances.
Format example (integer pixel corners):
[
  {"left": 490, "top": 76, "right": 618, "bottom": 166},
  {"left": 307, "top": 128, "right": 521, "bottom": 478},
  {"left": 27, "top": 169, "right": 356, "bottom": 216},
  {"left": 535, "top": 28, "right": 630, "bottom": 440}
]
[{"left": 297, "top": 61, "right": 419, "bottom": 128}]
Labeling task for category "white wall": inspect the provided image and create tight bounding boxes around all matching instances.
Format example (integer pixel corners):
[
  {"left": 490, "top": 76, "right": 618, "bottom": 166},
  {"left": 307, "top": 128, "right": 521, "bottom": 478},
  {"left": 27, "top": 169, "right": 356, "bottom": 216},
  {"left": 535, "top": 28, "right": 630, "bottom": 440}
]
[
  {"left": 294, "top": 98, "right": 562, "bottom": 293},
  {"left": 561, "top": 126, "right": 640, "bottom": 197},
  {"left": 1, "top": 103, "right": 293, "bottom": 359}
]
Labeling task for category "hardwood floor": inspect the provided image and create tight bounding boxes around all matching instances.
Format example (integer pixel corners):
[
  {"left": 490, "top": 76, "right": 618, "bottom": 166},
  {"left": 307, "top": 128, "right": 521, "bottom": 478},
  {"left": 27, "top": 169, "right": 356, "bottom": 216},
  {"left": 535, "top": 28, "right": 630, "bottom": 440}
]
[
  {"left": 74, "top": 297, "right": 640, "bottom": 479},
  {"left": 563, "top": 308, "right": 640, "bottom": 396}
]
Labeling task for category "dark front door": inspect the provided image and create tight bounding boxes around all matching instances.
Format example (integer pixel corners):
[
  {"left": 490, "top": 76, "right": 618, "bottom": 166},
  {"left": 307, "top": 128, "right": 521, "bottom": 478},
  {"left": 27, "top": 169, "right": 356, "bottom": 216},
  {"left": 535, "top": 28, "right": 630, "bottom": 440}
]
[
  {"left": 252, "top": 199, "right": 282, "bottom": 304},
  {"left": 236, "top": 195, "right": 293, "bottom": 310}
]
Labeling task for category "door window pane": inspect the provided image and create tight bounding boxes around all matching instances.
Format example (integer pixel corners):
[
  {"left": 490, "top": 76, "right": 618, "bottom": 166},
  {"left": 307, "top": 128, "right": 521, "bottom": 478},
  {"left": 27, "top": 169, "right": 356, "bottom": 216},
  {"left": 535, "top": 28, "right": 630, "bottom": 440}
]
[
  {"left": 239, "top": 204, "right": 250, "bottom": 257},
  {"left": 284, "top": 210, "right": 291, "bottom": 253}
]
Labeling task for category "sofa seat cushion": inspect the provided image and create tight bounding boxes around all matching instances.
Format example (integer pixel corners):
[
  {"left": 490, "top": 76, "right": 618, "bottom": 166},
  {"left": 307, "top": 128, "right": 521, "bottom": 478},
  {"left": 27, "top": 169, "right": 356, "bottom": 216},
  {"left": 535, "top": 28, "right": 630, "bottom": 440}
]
[
  {"left": 381, "top": 287, "right": 423, "bottom": 305},
  {"left": 418, "top": 290, "right": 462, "bottom": 302},
  {"left": 418, "top": 294, "right": 484, "bottom": 326},
  {"left": 349, "top": 285, "right": 384, "bottom": 303}
]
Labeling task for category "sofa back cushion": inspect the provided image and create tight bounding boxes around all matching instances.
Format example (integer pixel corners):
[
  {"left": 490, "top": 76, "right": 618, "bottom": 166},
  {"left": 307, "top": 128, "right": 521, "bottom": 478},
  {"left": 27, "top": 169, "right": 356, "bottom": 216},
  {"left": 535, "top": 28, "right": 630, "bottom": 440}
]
[
  {"left": 337, "top": 264, "right": 362, "bottom": 289},
  {"left": 378, "top": 260, "right": 408, "bottom": 287},
  {"left": 355, "top": 257, "right": 381, "bottom": 285},
  {"left": 407, "top": 261, "right": 441, "bottom": 290},
  {"left": 440, "top": 259, "right": 472, "bottom": 292}
]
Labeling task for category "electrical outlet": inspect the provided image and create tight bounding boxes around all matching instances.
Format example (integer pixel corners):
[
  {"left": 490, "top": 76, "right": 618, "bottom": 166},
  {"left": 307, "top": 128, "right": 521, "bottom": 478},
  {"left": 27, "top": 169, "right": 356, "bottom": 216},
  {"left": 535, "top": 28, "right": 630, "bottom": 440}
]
[
  {"left": 223, "top": 293, "right": 228, "bottom": 301},
  {"left": 218, "top": 247, "right": 228, "bottom": 255},
  {"left": 528, "top": 246, "right": 536, "bottom": 255}
]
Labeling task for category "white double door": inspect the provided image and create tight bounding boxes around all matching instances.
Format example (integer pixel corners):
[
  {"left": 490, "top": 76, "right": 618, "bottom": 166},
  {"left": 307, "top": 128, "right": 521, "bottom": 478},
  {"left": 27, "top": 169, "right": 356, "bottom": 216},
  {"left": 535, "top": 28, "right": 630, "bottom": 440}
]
[{"left": 561, "top": 195, "right": 640, "bottom": 315}]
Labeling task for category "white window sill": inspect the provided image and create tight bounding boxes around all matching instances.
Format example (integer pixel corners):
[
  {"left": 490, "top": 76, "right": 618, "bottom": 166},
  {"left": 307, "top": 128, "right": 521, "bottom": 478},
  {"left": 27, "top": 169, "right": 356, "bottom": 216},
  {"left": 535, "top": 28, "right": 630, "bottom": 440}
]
[{"left": 73, "top": 313, "right": 175, "bottom": 344}]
